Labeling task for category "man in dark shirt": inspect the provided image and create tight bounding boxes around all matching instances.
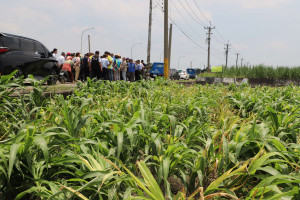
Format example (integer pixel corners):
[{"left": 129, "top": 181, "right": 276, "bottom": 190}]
[
  {"left": 89, "top": 51, "right": 102, "bottom": 81},
  {"left": 81, "top": 53, "right": 90, "bottom": 81}
]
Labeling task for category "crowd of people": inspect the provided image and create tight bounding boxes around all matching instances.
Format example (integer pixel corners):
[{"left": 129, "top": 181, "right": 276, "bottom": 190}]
[{"left": 51, "top": 48, "right": 147, "bottom": 83}]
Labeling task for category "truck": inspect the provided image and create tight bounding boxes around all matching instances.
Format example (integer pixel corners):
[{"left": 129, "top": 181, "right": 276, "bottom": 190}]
[
  {"left": 149, "top": 62, "right": 164, "bottom": 78},
  {"left": 186, "top": 68, "right": 196, "bottom": 79}
]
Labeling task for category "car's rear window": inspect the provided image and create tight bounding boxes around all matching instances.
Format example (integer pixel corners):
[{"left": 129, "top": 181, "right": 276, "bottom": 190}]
[
  {"left": 20, "top": 39, "right": 34, "bottom": 51},
  {"left": 1, "top": 36, "right": 19, "bottom": 49}
]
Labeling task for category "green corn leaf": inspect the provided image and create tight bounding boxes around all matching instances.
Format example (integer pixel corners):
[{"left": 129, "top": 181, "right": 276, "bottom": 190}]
[
  {"left": 137, "top": 161, "right": 165, "bottom": 200},
  {"left": 8, "top": 143, "right": 21, "bottom": 180},
  {"left": 35, "top": 136, "right": 49, "bottom": 164}
]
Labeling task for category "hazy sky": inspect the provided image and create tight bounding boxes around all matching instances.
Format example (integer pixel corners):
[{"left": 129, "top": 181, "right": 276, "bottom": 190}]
[{"left": 1, "top": 0, "right": 299, "bottom": 69}]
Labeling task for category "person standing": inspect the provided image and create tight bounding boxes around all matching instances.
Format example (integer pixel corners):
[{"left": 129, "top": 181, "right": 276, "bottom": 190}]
[
  {"left": 81, "top": 53, "right": 89, "bottom": 81},
  {"left": 101, "top": 55, "right": 109, "bottom": 81},
  {"left": 74, "top": 52, "right": 81, "bottom": 82},
  {"left": 113, "top": 55, "right": 121, "bottom": 81},
  {"left": 120, "top": 57, "right": 127, "bottom": 81},
  {"left": 111, "top": 53, "right": 116, "bottom": 81},
  {"left": 57, "top": 52, "right": 65, "bottom": 69},
  {"left": 52, "top": 48, "right": 58, "bottom": 60},
  {"left": 89, "top": 51, "right": 102, "bottom": 81},
  {"left": 141, "top": 60, "right": 146, "bottom": 79},
  {"left": 128, "top": 59, "right": 136, "bottom": 82},
  {"left": 106, "top": 51, "right": 113, "bottom": 81},
  {"left": 135, "top": 60, "right": 142, "bottom": 81}
]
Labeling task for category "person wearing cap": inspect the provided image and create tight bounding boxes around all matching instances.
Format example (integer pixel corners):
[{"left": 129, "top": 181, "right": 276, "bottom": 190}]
[
  {"left": 113, "top": 55, "right": 121, "bottom": 81},
  {"left": 57, "top": 52, "right": 66, "bottom": 69}
]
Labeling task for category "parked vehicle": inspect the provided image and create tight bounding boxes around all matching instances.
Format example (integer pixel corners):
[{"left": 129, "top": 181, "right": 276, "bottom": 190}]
[
  {"left": 186, "top": 68, "right": 196, "bottom": 79},
  {"left": 178, "top": 70, "right": 189, "bottom": 80},
  {"left": 59, "top": 69, "right": 72, "bottom": 84},
  {"left": 150, "top": 62, "right": 164, "bottom": 78},
  {"left": 0, "top": 32, "right": 58, "bottom": 84},
  {"left": 170, "top": 68, "right": 180, "bottom": 80}
]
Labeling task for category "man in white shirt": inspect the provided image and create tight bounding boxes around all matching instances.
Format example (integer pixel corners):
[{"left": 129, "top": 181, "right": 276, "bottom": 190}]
[
  {"left": 100, "top": 55, "right": 109, "bottom": 80},
  {"left": 57, "top": 52, "right": 66, "bottom": 69},
  {"left": 52, "top": 48, "right": 58, "bottom": 60}
]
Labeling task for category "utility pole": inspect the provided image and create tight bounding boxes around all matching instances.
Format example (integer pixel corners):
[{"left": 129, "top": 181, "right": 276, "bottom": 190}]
[
  {"left": 88, "top": 35, "right": 91, "bottom": 53},
  {"left": 146, "top": 0, "right": 153, "bottom": 79},
  {"left": 225, "top": 42, "right": 230, "bottom": 70},
  {"left": 241, "top": 58, "right": 244, "bottom": 67},
  {"left": 204, "top": 24, "right": 215, "bottom": 72},
  {"left": 168, "top": 23, "right": 172, "bottom": 73},
  {"left": 163, "top": 0, "right": 169, "bottom": 78},
  {"left": 236, "top": 53, "right": 240, "bottom": 68}
]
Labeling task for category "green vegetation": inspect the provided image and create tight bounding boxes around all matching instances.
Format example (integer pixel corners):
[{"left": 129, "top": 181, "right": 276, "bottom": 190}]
[
  {"left": 0, "top": 72, "right": 300, "bottom": 199},
  {"left": 199, "top": 65, "right": 300, "bottom": 80}
]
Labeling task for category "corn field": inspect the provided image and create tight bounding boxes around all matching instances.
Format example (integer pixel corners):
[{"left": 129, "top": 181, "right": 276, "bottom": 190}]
[
  {"left": 0, "top": 72, "right": 299, "bottom": 199},
  {"left": 200, "top": 65, "right": 300, "bottom": 80}
]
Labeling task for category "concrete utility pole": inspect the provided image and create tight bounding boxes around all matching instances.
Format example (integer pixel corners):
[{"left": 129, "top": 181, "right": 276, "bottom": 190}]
[
  {"left": 80, "top": 27, "right": 94, "bottom": 55},
  {"left": 204, "top": 24, "right": 215, "bottom": 72},
  {"left": 241, "top": 58, "right": 244, "bottom": 67},
  {"left": 225, "top": 42, "right": 230, "bottom": 70},
  {"left": 163, "top": 0, "right": 169, "bottom": 78},
  {"left": 88, "top": 35, "right": 91, "bottom": 54},
  {"left": 146, "top": 0, "right": 153, "bottom": 77},
  {"left": 236, "top": 53, "right": 240, "bottom": 68},
  {"left": 168, "top": 23, "right": 173, "bottom": 72}
]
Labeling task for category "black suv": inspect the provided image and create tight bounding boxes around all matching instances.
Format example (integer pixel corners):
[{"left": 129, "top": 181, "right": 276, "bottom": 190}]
[{"left": 0, "top": 33, "right": 58, "bottom": 84}]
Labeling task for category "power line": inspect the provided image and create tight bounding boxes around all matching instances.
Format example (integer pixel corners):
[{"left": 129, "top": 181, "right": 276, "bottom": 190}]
[
  {"left": 215, "top": 28, "right": 227, "bottom": 43},
  {"left": 176, "top": 0, "right": 206, "bottom": 27},
  {"left": 154, "top": 0, "right": 207, "bottom": 51},
  {"left": 183, "top": 0, "right": 208, "bottom": 26},
  {"left": 171, "top": 0, "right": 205, "bottom": 40},
  {"left": 192, "top": 0, "right": 210, "bottom": 23},
  {"left": 211, "top": 35, "right": 225, "bottom": 45},
  {"left": 170, "top": 18, "right": 207, "bottom": 51},
  {"left": 154, "top": 0, "right": 233, "bottom": 63}
]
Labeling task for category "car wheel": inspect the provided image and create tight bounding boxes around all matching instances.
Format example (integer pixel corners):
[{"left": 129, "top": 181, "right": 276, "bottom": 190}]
[
  {"left": 13, "top": 67, "right": 23, "bottom": 79},
  {"left": 47, "top": 69, "right": 58, "bottom": 85}
]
